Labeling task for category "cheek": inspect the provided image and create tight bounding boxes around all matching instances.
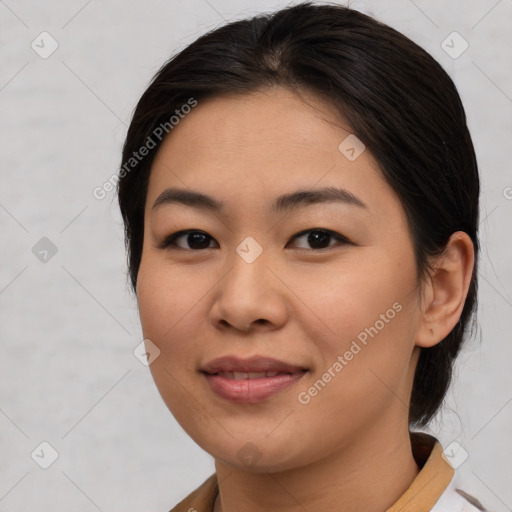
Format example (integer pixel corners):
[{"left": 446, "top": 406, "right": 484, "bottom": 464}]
[
  {"left": 136, "top": 259, "right": 209, "bottom": 425},
  {"left": 135, "top": 253, "right": 217, "bottom": 409},
  {"left": 294, "top": 307, "right": 416, "bottom": 448},
  {"left": 304, "top": 255, "right": 418, "bottom": 399},
  {"left": 136, "top": 256, "right": 204, "bottom": 343},
  {"left": 306, "top": 254, "right": 412, "bottom": 352}
]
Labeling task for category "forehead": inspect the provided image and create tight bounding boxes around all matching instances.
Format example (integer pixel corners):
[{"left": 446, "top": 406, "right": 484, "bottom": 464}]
[
  {"left": 156, "top": 88, "right": 352, "bottom": 161},
  {"left": 145, "top": 87, "right": 402, "bottom": 224}
]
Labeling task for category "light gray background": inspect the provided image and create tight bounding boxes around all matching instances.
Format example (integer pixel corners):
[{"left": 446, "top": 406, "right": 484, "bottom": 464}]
[{"left": 1, "top": 0, "right": 511, "bottom": 511}]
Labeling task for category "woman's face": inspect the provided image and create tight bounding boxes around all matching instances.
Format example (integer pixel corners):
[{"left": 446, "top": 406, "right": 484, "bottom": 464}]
[{"left": 137, "top": 87, "right": 424, "bottom": 472}]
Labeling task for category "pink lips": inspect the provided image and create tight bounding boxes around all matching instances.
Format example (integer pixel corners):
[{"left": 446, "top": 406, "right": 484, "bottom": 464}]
[{"left": 201, "top": 356, "right": 308, "bottom": 403}]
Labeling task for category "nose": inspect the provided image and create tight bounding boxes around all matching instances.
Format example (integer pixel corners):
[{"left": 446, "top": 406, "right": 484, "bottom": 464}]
[{"left": 209, "top": 245, "right": 288, "bottom": 333}]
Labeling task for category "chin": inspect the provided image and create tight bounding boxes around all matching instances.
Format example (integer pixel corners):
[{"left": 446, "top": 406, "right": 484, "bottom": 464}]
[{"left": 197, "top": 434, "right": 312, "bottom": 474}]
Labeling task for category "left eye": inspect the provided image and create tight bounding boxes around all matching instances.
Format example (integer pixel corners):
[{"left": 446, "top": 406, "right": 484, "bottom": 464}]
[
  {"left": 160, "top": 228, "right": 350, "bottom": 251},
  {"left": 289, "top": 228, "right": 350, "bottom": 250}
]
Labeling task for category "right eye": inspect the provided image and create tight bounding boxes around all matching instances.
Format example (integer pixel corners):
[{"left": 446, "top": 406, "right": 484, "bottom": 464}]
[{"left": 159, "top": 230, "right": 218, "bottom": 251}]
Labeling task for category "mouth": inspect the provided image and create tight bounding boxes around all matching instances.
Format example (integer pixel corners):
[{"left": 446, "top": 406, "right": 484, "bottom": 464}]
[
  {"left": 211, "top": 370, "right": 300, "bottom": 380},
  {"left": 201, "top": 356, "right": 308, "bottom": 403},
  {"left": 201, "top": 355, "right": 308, "bottom": 375}
]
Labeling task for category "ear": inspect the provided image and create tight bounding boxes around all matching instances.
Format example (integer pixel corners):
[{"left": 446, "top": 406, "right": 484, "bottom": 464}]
[{"left": 415, "top": 231, "right": 475, "bottom": 348}]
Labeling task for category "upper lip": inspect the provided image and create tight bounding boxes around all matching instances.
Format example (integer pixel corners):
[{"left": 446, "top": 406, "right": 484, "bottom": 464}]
[{"left": 201, "top": 356, "right": 308, "bottom": 374}]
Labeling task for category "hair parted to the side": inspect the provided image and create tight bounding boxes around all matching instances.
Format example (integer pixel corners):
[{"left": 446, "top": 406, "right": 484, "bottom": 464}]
[{"left": 117, "top": 1, "right": 479, "bottom": 428}]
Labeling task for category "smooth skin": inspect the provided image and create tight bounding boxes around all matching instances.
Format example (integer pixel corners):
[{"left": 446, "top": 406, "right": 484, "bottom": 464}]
[{"left": 136, "top": 87, "right": 475, "bottom": 512}]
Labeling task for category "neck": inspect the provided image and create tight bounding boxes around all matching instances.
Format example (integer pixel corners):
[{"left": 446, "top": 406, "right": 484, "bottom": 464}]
[{"left": 213, "top": 420, "right": 420, "bottom": 512}]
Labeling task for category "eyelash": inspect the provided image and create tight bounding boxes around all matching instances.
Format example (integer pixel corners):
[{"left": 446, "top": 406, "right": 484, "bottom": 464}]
[{"left": 159, "top": 228, "right": 351, "bottom": 252}]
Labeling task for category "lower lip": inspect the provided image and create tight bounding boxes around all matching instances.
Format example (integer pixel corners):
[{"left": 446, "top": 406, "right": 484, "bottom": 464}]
[{"left": 203, "top": 372, "right": 306, "bottom": 403}]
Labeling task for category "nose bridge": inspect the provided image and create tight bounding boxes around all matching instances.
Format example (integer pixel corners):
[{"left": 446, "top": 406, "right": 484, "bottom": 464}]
[
  {"left": 234, "top": 235, "right": 266, "bottom": 267},
  {"left": 210, "top": 233, "right": 284, "bottom": 331},
  {"left": 226, "top": 234, "right": 269, "bottom": 290}
]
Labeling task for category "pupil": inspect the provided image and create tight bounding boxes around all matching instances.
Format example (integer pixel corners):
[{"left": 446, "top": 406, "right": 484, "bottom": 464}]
[
  {"left": 190, "top": 232, "right": 210, "bottom": 249},
  {"left": 308, "top": 231, "right": 329, "bottom": 249}
]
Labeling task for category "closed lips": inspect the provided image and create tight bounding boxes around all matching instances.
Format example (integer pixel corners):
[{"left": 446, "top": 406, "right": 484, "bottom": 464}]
[
  {"left": 201, "top": 356, "right": 309, "bottom": 376},
  {"left": 201, "top": 356, "right": 309, "bottom": 403},
  {"left": 215, "top": 371, "right": 299, "bottom": 380}
]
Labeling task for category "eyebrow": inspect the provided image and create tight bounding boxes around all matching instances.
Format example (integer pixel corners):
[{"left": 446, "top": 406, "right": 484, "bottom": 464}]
[{"left": 151, "top": 186, "right": 367, "bottom": 214}]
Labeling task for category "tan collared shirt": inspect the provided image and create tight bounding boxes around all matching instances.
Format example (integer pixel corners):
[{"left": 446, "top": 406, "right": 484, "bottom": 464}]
[{"left": 169, "top": 433, "right": 486, "bottom": 512}]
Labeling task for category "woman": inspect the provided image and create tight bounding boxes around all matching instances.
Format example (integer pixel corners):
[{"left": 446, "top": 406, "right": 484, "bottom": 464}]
[{"left": 117, "top": 2, "right": 486, "bottom": 511}]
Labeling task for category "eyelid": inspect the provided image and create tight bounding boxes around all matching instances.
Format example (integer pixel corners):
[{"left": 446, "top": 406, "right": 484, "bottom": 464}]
[
  {"left": 291, "top": 228, "right": 350, "bottom": 243},
  {"left": 158, "top": 229, "right": 217, "bottom": 250},
  {"left": 159, "top": 228, "right": 351, "bottom": 251}
]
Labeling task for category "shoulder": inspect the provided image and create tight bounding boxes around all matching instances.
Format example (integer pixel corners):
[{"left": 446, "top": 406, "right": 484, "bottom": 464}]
[
  {"left": 431, "top": 474, "right": 488, "bottom": 512},
  {"left": 168, "top": 474, "right": 218, "bottom": 512}
]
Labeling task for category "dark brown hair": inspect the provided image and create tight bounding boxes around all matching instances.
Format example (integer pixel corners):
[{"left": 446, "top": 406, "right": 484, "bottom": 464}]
[{"left": 117, "top": 1, "right": 479, "bottom": 427}]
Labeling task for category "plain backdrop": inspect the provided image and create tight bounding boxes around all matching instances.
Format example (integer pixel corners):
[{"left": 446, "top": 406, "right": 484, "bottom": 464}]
[{"left": 1, "top": 0, "right": 511, "bottom": 511}]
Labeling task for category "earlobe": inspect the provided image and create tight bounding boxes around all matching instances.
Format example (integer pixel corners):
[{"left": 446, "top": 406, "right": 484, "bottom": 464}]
[{"left": 415, "top": 231, "right": 475, "bottom": 349}]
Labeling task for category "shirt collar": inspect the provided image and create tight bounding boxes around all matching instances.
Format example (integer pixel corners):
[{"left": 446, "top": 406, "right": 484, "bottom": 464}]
[
  {"left": 169, "top": 432, "right": 454, "bottom": 512},
  {"left": 386, "top": 432, "right": 454, "bottom": 512}
]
